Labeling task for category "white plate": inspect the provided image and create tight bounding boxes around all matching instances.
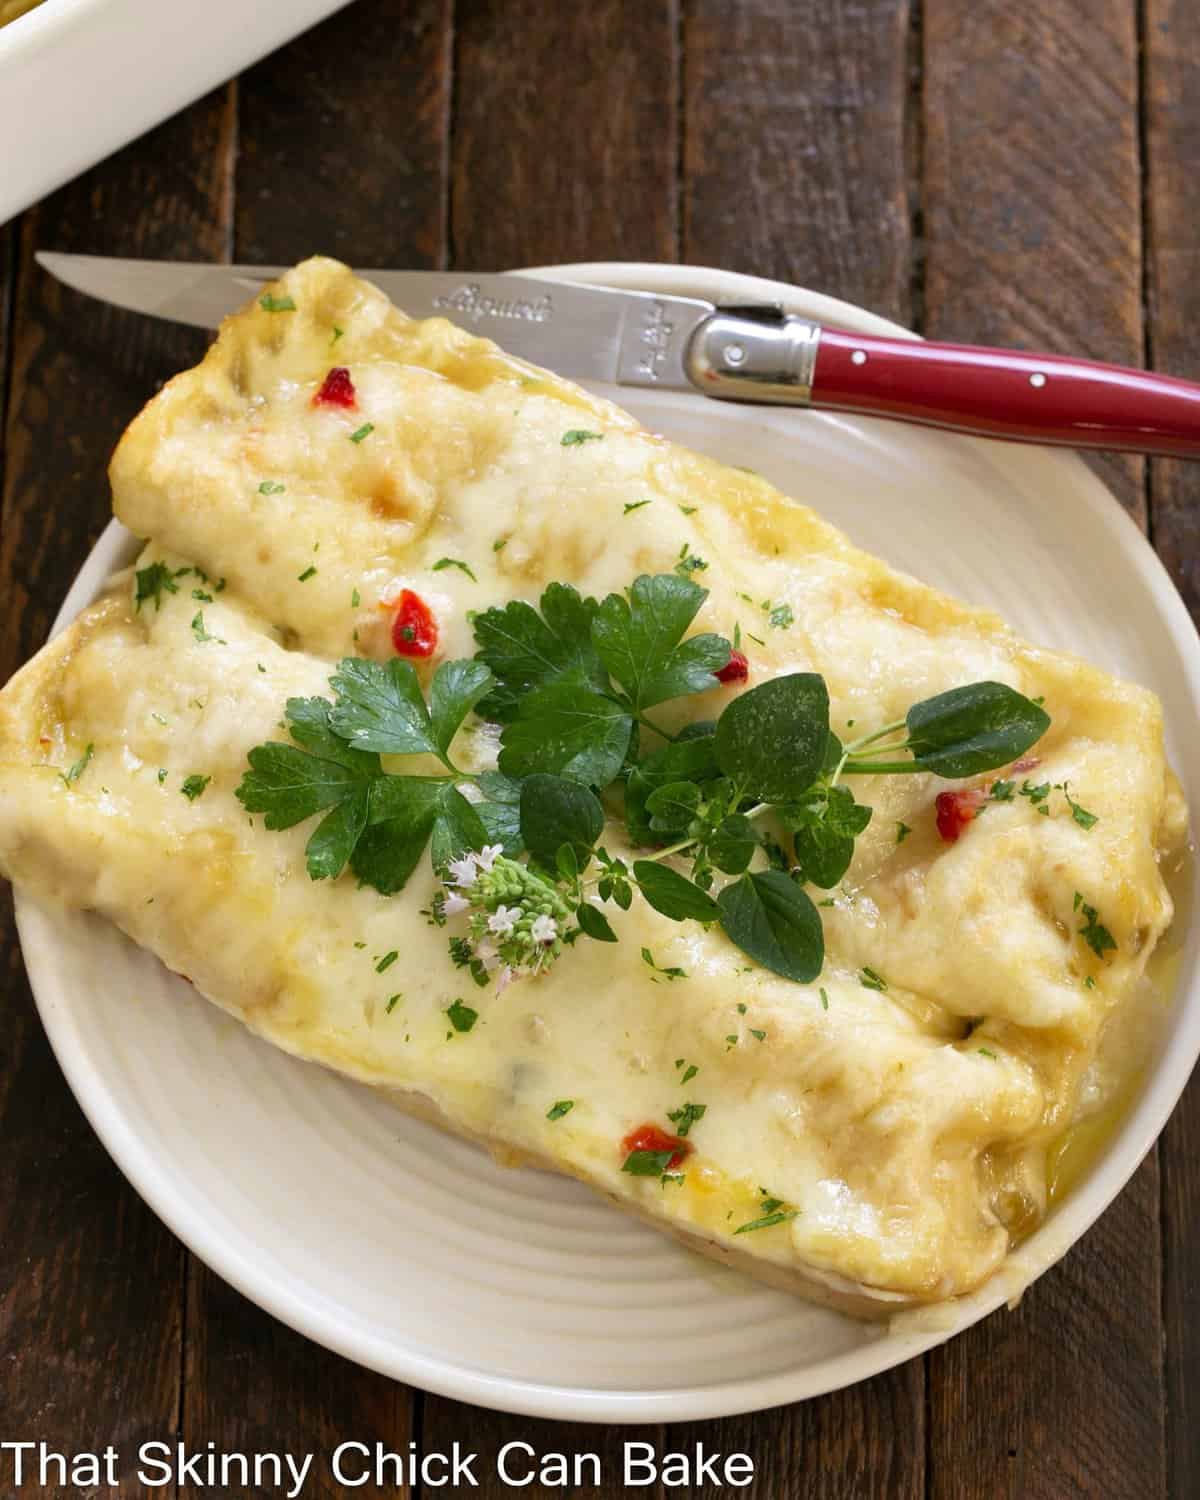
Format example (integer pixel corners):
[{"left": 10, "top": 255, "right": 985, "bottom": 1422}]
[
  {"left": 14, "top": 264, "right": 1200, "bottom": 1422},
  {"left": 0, "top": 0, "right": 352, "bottom": 225}
]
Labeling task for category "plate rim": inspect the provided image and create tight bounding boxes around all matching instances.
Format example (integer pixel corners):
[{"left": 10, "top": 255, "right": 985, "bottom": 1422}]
[{"left": 14, "top": 260, "right": 1200, "bottom": 1423}]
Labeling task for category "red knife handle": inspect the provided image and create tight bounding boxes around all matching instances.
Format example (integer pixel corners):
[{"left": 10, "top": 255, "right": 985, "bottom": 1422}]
[{"left": 685, "top": 308, "right": 1200, "bottom": 458}]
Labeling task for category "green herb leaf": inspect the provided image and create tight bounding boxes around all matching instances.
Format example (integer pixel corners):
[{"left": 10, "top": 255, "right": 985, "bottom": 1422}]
[
  {"left": 134, "top": 561, "right": 180, "bottom": 611},
  {"left": 352, "top": 777, "right": 444, "bottom": 892},
  {"left": 547, "top": 1099, "right": 575, "bottom": 1120},
  {"left": 191, "top": 610, "right": 223, "bottom": 644},
  {"left": 904, "top": 682, "right": 1050, "bottom": 778},
  {"left": 472, "top": 581, "right": 608, "bottom": 722},
  {"left": 430, "top": 785, "right": 489, "bottom": 870},
  {"left": 180, "top": 774, "right": 211, "bottom": 801},
  {"left": 623, "top": 499, "right": 652, "bottom": 516},
  {"left": 633, "top": 861, "right": 722, "bottom": 922},
  {"left": 259, "top": 292, "right": 296, "bottom": 312},
  {"left": 59, "top": 742, "right": 95, "bottom": 786},
  {"left": 328, "top": 657, "right": 438, "bottom": 756},
  {"left": 666, "top": 1102, "right": 706, "bottom": 1137},
  {"left": 592, "top": 574, "right": 729, "bottom": 711},
  {"left": 576, "top": 903, "right": 618, "bottom": 942},
  {"left": 1077, "top": 896, "right": 1117, "bottom": 958},
  {"left": 474, "top": 770, "right": 525, "bottom": 854},
  {"left": 1061, "top": 781, "right": 1099, "bottom": 830},
  {"left": 622, "top": 1149, "right": 674, "bottom": 1176},
  {"left": 498, "top": 683, "right": 633, "bottom": 786},
  {"left": 714, "top": 673, "right": 830, "bottom": 801},
  {"left": 446, "top": 999, "right": 478, "bottom": 1033},
  {"left": 644, "top": 779, "right": 702, "bottom": 833},
  {"left": 258, "top": 480, "right": 286, "bottom": 495},
  {"left": 519, "top": 772, "right": 604, "bottom": 867},
  {"left": 562, "top": 429, "right": 603, "bottom": 446},
  {"left": 717, "top": 870, "right": 824, "bottom": 983},
  {"left": 432, "top": 557, "right": 478, "bottom": 583},
  {"left": 707, "top": 813, "right": 758, "bottom": 874},
  {"left": 624, "top": 730, "right": 719, "bottom": 845},
  {"left": 429, "top": 659, "right": 494, "bottom": 755},
  {"left": 348, "top": 423, "right": 375, "bottom": 444},
  {"left": 860, "top": 966, "right": 888, "bottom": 991},
  {"left": 734, "top": 1208, "right": 797, "bottom": 1234}
]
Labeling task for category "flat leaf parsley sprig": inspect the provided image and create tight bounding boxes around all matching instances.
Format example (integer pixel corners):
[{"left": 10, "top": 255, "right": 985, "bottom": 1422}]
[{"left": 236, "top": 570, "right": 1054, "bottom": 990}]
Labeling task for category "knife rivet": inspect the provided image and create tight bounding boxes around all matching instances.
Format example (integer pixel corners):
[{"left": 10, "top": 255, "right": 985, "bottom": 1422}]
[
  {"left": 851, "top": 350, "right": 867, "bottom": 366},
  {"left": 1029, "top": 372, "right": 1047, "bottom": 388},
  {"left": 724, "top": 343, "right": 747, "bottom": 367}
]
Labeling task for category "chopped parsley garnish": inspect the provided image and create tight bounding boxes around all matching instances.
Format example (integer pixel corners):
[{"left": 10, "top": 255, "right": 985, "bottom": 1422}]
[
  {"left": 446, "top": 998, "right": 478, "bottom": 1033},
  {"left": 674, "top": 544, "right": 708, "bottom": 578},
  {"left": 59, "top": 743, "right": 94, "bottom": 786},
  {"left": 134, "top": 561, "right": 181, "bottom": 612},
  {"left": 349, "top": 423, "right": 374, "bottom": 444},
  {"left": 157, "top": 768, "right": 168, "bottom": 784},
  {"left": 768, "top": 602, "right": 794, "bottom": 630},
  {"left": 191, "top": 611, "right": 224, "bottom": 644},
  {"left": 492, "top": 537, "right": 508, "bottom": 552},
  {"left": 622, "top": 1149, "right": 674, "bottom": 1176},
  {"left": 433, "top": 557, "right": 478, "bottom": 583},
  {"left": 860, "top": 966, "right": 888, "bottom": 992},
  {"left": 749, "top": 1028, "right": 767, "bottom": 1041},
  {"left": 666, "top": 1102, "right": 706, "bottom": 1137},
  {"left": 297, "top": 566, "right": 318, "bottom": 582},
  {"left": 1019, "top": 780, "right": 1052, "bottom": 814},
  {"left": 385, "top": 993, "right": 403, "bottom": 1014},
  {"left": 1060, "top": 781, "right": 1099, "bottom": 830},
  {"left": 989, "top": 779, "right": 1015, "bottom": 801},
  {"left": 977, "top": 1047, "right": 998, "bottom": 1060},
  {"left": 180, "top": 774, "right": 211, "bottom": 801},
  {"left": 623, "top": 500, "right": 653, "bottom": 516},
  {"left": 546, "top": 1100, "right": 575, "bottom": 1121},
  {"left": 1075, "top": 894, "right": 1117, "bottom": 958},
  {"left": 679, "top": 504, "right": 698, "bottom": 515},
  {"left": 561, "top": 429, "right": 603, "bottom": 446},
  {"left": 735, "top": 1204, "right": 798, "bottom": 1234},
  {"left": 351, "top": 588, "right": 361, "bottom": 608},
  {"left": 641, "top": 947, "right": 687, "bottom": 981},
  {"left": 258, "top": 480, "right": 286, "bottom": 495},
  {"left": 819, "top": 987, "right": 829, "bottom": 1010},
  {"left": 192, "top": 588, "right": 213, "bottom": 602},
  {"left": 896, "top": 821, "right": 911, "bottom": 844},
  {"left": 375, "top": 950, "right": 399, "bottom": 973},
  {"left": 331, "top": 326, "right": 345, "bottom": 344},
  {"left": 259, "top": 292, "right": 296, "bottom": 312},
  {"left": 677, "top": 1061, "right": 699, "bottom": 1086}
]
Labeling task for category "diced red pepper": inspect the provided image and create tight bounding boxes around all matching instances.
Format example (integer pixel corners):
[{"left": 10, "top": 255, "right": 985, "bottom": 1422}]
[
  {"left": 935, "top": 787, "right": 987, "bottom": 843},
  {"left": 621, "top": 1122, "right": 691, "bottom": 1171},
  {"left": 313, "top": 366, "right": 357, "bottom": 408},
  {"left": 390, "top": 589, "right": 438, "bottom": 658},
  {"left": 716, "top": 649, "right": 750, "bottom": 684}
]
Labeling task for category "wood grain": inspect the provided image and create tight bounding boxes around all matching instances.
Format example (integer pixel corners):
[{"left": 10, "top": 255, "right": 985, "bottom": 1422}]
[
  {"left": 450, "top": 0, "right": 679, "bottom": 268},
  {"left": 185, "top": 1264, "right": 413, "bottom": 1500},
  {"left": 236, "top": 0, "right": 452, "bottom": 269},
  {"left": 1144, "top": 8, "right": 1200, "bottom": 1498},
  {"left": 0, "top": 86, "right": 236, "bottom": 1485},
  {"left": 683, "top": 0, "right": 914, "bottom": 323},
  {"left": 923, "top": 6, "right": 1165, "bottom": 1497},
  {"left": 923, "top": 0, "right": 1146, "bottom": 520}
]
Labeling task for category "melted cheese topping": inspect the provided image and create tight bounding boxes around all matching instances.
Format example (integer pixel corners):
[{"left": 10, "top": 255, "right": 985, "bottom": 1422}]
[{"left": 0, "top": 257, "right": 1188, "bottom": 1311}]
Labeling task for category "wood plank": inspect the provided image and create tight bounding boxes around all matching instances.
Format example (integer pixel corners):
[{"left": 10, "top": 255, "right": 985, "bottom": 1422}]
[
  {"left": 667, "top": 7, "right": 926, "bottom": 1495},
  {"left": 421, "top": 0, "right": 679, "bottom": 1476},
  {"left": 0, "top": 86, "right": 236, "bottom": 1484},
  {"left": 1144, "top": 8, "right": 1200, "bottom": 1498},
  {"left": 450, "top": 0, "right": 679, "bottom": 268},
  {"left": 179, "top": 2, "right": 454, "bottom": 1482},
  {"left": 923, "top": 0, "right": 1146, "bottom": 521},
  {"left": 185, "top": 1264, "right": 413, "bottom": 1500},
  {"left": 923, "top": 6, "right": 1165, "bottom": 1496},
  {"left": 683, "top": 0, "right": 914, "bottom": 322},
  {"left": 236, "top": 0, "right": 452, "bottom": 269}
]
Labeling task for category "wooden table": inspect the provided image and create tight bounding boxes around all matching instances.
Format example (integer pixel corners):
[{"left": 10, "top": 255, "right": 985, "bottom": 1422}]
[{"left": 1, "top": 2, "right": 1196, "bottom": 1495}]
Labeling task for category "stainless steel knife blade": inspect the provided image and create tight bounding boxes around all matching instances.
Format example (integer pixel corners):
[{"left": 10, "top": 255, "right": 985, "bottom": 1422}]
[{"left": 34, "top": 253, "right": 715, "bottom": 392}]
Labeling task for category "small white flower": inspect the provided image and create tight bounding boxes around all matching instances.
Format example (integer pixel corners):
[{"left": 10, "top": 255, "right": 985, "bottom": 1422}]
[
  {"left": 447, "top": 854, "right": 478, "bottom": 888},
  {"left": 488, "top": 904, "right": 519, "bottom": 937},
  {"left": 442, "top": 892, "right": 470, "bottom": 916},
  {"left": 531, "top": 914, "right": 558, "bottom": 945},
  {"left": 476, "top": 843, "right": 504, "bottom": 872},
  {"left": 495, "top": 965, "right": 515, "bottom": 995},
  {"left": 476, "top": 941, "right": 500, "bottom": 971}
]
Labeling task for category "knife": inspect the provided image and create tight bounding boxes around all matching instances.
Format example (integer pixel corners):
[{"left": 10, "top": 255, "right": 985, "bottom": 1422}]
[{"left": 36, "top": 251, "right": 1200, "bottom": 459}]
